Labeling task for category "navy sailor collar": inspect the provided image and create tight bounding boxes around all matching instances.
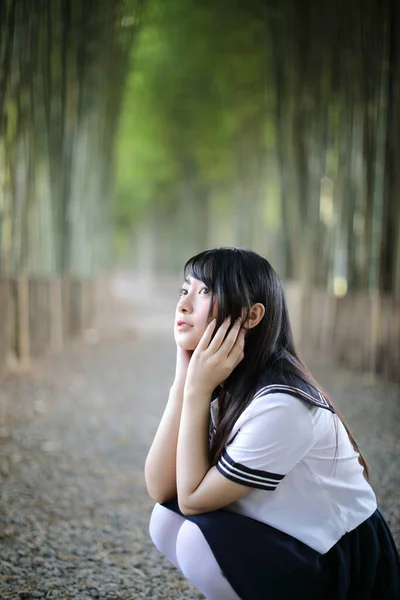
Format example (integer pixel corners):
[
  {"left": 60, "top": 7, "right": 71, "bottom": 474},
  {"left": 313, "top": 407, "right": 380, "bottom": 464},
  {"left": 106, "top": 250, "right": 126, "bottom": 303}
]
[{"left": 253, "top": 383, "right": 335, "bottom": 413}]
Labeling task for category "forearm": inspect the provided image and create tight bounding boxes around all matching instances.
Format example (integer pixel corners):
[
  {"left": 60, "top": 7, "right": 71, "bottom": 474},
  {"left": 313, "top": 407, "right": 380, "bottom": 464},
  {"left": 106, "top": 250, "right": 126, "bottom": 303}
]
[
  {"left": 144, "top": 382, "right": 184, "bottom": 503},
  {"left": 176, "top": 388, "right": 212, "bottom": 513}
]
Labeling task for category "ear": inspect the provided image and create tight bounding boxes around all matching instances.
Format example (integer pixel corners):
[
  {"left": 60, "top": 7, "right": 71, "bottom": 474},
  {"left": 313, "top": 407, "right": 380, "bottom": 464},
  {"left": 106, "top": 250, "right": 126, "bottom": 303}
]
[{"left": 243, "top": 303, "right": 265, "bottom": 330}]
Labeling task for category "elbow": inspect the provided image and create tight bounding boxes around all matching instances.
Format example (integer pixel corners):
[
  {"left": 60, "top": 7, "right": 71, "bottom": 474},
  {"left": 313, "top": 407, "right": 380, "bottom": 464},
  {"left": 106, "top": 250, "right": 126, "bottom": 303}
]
[
  {"left": 180, "top": 506, "right": 200, "bottom": 516},
  {"left": 144, "top": 463, "right": 176, "bottom": 505},
  {"left": 146, "top": 484, "right": 175, "bottom": 505},
  {"left": 178, "top": 503, "right": 194, "bottom": 516},
  {"left": 177, "top": 497, "right": 203, "bottom": 516}
]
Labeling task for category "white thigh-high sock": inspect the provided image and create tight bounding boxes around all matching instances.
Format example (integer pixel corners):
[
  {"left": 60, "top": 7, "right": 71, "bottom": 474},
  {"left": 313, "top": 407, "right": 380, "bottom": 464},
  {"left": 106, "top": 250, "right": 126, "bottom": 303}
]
[
  {"left": 176, "top": 519, "right": 242, "bottom": 600},
  {"left": 149, "top": 503, "right": 185, "bottom": 569}
]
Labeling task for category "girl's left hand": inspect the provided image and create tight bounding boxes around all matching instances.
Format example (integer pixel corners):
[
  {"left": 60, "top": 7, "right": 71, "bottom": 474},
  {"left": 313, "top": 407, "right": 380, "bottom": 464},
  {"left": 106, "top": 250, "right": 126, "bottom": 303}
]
[{"left": 184, "top": 317, "right": 245, "bottom": 397}]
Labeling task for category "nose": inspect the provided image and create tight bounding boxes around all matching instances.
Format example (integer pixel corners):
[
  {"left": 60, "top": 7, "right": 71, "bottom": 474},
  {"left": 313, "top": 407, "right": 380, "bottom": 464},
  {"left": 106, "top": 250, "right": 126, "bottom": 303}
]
[{"left": 177, "top": 293, "right": 192, "bottom": 314}]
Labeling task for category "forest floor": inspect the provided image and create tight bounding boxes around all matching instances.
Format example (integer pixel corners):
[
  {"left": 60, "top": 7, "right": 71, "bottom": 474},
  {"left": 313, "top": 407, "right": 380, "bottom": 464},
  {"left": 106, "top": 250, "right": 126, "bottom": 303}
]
[{"left": 0, "top": 275, "right": 399, "bottom": 600}]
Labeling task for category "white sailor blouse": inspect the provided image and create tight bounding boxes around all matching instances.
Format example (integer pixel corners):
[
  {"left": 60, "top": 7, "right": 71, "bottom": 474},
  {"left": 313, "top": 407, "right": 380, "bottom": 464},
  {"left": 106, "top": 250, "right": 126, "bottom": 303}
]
[{"left": 210, "top": 384, "right": 377, "bottom": 554}]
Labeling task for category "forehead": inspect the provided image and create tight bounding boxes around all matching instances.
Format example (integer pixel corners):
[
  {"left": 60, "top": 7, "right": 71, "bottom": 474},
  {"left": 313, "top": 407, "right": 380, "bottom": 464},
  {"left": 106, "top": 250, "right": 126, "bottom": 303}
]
[{"left": 183, "top": 276, "right": 205, "bottom": 285}]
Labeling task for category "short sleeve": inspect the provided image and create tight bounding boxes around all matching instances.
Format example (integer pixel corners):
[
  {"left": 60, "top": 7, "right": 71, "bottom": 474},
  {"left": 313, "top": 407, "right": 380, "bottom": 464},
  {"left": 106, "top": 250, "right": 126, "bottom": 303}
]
[{"left": 216, "top": 393, "right": 314, "bottom": 491}]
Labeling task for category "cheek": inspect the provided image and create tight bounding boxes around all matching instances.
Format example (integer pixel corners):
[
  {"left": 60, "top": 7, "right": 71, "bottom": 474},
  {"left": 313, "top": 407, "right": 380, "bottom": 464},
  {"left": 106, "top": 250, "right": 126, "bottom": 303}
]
[
  {"left": 200, "top": 311, "right": 211, "bottom": 328},
  {"left": 201, "top": 298, "right": 214, "bottom": 323}
]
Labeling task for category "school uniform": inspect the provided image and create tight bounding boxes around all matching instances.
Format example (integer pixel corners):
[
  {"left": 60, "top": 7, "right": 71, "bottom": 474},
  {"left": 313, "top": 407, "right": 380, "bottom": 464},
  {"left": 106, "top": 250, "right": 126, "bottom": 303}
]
[{"left": 163, "top": 368, "right": 400, "bottom": 600}]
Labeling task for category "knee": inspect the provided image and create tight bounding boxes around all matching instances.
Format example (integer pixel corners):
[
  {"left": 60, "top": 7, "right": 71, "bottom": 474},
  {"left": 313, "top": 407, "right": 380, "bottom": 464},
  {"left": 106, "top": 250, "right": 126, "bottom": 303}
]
[
  {"left": 149, "top": 503, "right": 171, "bottom": 550},
  {"left": 176, "top": 519, "right": 215, "bottom": 579},
  {"left": 149, "top": 503, "right": 184, "bottom": 558}
]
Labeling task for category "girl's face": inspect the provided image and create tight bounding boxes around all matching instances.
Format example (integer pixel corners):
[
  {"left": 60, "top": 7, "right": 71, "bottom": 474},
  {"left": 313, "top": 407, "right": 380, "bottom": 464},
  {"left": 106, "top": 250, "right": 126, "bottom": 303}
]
[{"left": 174, "top": 277, "right": 215, "bottom": 351}]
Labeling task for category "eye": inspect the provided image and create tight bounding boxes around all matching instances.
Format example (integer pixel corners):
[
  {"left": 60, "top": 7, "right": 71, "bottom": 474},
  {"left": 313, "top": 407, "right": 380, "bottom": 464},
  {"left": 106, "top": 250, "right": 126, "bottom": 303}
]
[
  {"left": 199, "top": 287, "right": 210, "bottom": 295},
  {"left": 178, "top": 288, "right": 188, "bottom": 297}
]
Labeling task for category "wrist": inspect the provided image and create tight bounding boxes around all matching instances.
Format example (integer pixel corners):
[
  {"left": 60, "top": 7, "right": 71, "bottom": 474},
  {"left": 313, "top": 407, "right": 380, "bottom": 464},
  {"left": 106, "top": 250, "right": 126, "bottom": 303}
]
[
  {"left": 173, "top": 368, "right": 188, "bottom": 388},
  {"left": 183, "top": 384, "right": 213, "bottom": 402},
  {"left": 169, "top": 381, "right": 185, "bottom": 402}
]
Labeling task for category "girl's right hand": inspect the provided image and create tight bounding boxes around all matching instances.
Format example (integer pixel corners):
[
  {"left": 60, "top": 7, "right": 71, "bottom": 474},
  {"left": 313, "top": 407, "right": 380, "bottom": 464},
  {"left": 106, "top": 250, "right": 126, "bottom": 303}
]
[{"left": 174, "top": 346, "right": 193, "bottom": 388}]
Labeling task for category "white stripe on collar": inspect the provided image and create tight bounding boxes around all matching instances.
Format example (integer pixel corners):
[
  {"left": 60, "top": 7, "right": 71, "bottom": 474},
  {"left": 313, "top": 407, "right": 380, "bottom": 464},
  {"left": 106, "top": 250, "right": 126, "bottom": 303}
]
[{"left": 253, "top": 384, "right": 334, "bottom": 412}]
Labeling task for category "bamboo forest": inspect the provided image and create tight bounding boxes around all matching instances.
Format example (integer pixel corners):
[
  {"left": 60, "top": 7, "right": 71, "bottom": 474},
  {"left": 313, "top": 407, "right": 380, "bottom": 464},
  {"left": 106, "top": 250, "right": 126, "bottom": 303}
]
[
  {"left": 0, "top": 0, "right": 400, "bottom": 381},
  {"left": 0, "top": 3, "right": 399, "bottom": 599}
]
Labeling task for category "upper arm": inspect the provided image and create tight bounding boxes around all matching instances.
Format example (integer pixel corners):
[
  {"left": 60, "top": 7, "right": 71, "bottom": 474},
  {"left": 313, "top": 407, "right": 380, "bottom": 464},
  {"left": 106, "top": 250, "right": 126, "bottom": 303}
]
[{"left": 180, "top": 393, "right": 314, "bottom": 515}]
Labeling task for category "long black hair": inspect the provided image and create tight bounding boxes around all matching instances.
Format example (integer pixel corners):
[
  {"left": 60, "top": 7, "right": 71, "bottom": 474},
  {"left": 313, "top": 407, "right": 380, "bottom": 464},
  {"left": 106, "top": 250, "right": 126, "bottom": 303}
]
[{"left": 183, "top": 247, "right": 369, "bottom": 478}]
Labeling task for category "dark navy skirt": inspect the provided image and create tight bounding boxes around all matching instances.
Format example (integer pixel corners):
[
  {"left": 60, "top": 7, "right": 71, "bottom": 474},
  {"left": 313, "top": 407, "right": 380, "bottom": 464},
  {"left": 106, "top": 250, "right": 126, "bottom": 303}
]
[{"left": 163, "top": 500, "right": 400, "bottom": 600}]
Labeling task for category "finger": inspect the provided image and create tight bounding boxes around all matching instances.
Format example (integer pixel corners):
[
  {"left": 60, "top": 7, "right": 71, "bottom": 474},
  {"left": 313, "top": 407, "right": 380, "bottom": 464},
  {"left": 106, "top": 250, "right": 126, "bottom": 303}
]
[
  {"left": 229, "top": 328, "right": 246, "bottom": 366},
  {"left": 196, "top": 318, "right": 217, "bottom": 351},
  {"left": 207, "top": 317, "right": 232, "bottom": 351},
  {"left": 216, "top": 318, "right": 243, "bottom": 356},
  {"left": 226, "top": 326, "right": 245, "bottom": 359}
]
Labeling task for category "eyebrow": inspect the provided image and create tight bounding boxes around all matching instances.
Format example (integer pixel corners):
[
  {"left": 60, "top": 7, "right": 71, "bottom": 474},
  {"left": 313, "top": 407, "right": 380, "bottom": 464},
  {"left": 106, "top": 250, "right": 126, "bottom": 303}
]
[{"left": 184, "top": 276, "right": 192, "bottom": 284}]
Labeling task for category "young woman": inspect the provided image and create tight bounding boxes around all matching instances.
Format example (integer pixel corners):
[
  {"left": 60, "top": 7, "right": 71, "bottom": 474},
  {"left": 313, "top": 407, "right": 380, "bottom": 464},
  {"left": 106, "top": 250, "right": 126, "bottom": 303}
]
[{"left": 144, "top": 247, "right": 400, "bottom": 600}]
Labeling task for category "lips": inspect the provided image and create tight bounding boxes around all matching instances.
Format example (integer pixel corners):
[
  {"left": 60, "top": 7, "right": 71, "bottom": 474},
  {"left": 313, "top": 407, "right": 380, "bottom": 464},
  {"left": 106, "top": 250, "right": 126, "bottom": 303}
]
[{"left": 176, "top": 320, "right": 192, "bottom": 327}]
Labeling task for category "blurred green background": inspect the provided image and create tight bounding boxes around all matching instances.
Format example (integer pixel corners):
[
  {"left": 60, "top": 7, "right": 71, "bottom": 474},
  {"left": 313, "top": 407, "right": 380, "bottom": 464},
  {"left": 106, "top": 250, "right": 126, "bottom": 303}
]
[{"left": 0, "top": 0, "right": 399, "bottom": 380}]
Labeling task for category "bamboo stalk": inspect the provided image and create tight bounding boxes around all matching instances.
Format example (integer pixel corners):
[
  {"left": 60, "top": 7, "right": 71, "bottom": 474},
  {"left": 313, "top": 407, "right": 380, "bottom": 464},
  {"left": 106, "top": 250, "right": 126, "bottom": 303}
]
[
  {"left": 49, "top": 276, "right": 63, "bottom": 352},
  {"left": 369, "top": 290, "right": 382, "bottom": 376},
  {"left": 16, "top": 276, "right": 30, "bottom": 365}
]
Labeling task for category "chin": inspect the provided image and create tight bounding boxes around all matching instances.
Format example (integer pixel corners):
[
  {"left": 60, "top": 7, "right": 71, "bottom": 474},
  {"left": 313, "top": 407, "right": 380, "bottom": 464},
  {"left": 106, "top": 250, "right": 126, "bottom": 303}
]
[
  {"left": 175, "top": 333, "right": 199, "bottom": 352},
  {"left": 176, "top": 339, "right": 197, "bottom": 351}
]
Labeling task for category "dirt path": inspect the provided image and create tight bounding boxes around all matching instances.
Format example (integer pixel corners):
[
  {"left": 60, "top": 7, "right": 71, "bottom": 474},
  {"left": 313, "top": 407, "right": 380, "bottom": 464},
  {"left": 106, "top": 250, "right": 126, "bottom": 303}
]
[{"left": 0, "top": 276, "right": 398, "bottom": 599}]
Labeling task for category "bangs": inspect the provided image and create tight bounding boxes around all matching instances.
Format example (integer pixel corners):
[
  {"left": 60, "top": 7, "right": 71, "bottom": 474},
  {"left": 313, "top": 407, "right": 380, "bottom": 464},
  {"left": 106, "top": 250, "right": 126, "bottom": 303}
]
[{"left": 183, "top": 250, "right": 217, "bottom": 290}]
